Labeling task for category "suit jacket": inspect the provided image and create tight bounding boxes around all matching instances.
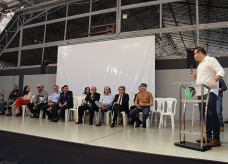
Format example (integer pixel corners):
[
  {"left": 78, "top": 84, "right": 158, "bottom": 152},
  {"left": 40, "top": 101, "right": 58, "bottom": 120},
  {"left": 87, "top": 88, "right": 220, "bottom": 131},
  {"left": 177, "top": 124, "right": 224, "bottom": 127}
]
[
  {"left": 113, "top": 93, "right": 129, "bottom": 109},
  {"left": 85, "top": 92, "right": 100, "bottom": 104},
  {"left": 59, "top": 91, "right": 73, "bottom": 108}
]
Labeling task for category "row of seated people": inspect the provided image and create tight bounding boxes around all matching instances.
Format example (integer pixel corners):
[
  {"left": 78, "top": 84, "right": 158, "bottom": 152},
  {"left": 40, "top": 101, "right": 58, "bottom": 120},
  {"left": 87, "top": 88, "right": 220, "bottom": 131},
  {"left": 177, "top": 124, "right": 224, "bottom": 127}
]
[{"left": 0, "top": 83, "right": 153, "bottom": 127}]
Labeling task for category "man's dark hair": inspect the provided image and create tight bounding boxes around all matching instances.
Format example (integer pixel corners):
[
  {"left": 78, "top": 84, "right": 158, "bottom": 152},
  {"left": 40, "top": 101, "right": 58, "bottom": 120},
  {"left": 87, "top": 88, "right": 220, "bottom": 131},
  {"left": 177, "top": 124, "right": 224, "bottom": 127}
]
[
  {"left": 195, "top": 46, "right": 206, "bottom": 55},
  {"left": 63, "top": 85, "right": 68, "bottom": 88},
  {"left": 118, "top": 86, "right": 125, "bottom": 90}
]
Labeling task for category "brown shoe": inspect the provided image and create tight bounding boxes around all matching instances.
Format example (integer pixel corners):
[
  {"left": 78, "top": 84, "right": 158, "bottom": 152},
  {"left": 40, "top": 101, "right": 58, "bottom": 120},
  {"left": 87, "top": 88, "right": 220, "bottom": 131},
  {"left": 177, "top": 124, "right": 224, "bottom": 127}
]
[
  {"left": 95, "top": 122, "right": 102, "bottom": 126},
  {"left": 196, "top": 137, "right": 212, "bottom": 143},
  {"left": 220, "top": 127, "right": 224, "bottom": 132},
  {"left": 206, "top": 139, "right": 221, "bottom": 147}
]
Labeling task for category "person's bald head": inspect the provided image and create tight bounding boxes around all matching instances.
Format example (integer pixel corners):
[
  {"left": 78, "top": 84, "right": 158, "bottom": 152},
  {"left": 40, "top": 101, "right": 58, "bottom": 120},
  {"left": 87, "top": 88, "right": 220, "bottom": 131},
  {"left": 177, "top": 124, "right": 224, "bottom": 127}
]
[{"left": 91, "top": 86, "right": 97, "bottom": 94}]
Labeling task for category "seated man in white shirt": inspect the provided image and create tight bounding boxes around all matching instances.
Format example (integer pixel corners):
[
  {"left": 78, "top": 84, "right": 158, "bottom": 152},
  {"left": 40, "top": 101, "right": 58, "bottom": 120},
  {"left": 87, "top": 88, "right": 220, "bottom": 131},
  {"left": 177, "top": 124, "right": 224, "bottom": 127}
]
[{"left": 95, "top": 86, "right": 114, "bottom": 126}]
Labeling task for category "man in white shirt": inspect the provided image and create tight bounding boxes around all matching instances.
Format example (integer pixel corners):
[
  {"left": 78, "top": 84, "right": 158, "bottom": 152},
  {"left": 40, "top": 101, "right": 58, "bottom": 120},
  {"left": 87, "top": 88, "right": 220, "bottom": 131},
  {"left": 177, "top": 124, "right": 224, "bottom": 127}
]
[{"left": 189, "top": 46, "right": 225, "bottom": 147}]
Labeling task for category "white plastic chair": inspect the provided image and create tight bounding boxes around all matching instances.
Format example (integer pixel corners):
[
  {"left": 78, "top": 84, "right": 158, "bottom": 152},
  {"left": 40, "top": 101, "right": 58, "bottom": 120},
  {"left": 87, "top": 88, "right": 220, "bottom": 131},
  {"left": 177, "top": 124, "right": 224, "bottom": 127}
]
[
  {"left": 68, "top": 96, "right": 84, "bottom": 122},
  {"left": 159, "top": 98, "right": 177, "bottom": 129},
  {"left": 151, "top": 98, "right": 166, "bottom": 125},
  {"left": 111, "top": 110, "right": 128, "bottom": 127},
  {"left": 22, "top": 95, "right": 35, "bottom": 117},
  {"left": 98, "top": 109, "right": 111, "bottom": 125}
]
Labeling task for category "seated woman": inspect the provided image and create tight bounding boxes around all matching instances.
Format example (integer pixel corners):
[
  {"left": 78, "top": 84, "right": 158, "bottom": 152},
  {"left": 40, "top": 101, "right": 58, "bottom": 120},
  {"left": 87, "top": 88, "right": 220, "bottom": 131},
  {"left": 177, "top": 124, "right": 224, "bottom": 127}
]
[
  {"left": 81, "top": 87, "right": 90, "bottom": 103},
  {"left": 10, "top": 86, "right": 32, "bottom": 117}
]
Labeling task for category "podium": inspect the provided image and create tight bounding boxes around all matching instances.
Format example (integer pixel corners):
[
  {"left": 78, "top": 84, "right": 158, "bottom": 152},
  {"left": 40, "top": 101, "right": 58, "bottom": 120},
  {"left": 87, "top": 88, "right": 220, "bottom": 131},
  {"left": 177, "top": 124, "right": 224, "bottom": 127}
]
[{"left": 173, "top": 82, "right": 214, "bottom": 152}]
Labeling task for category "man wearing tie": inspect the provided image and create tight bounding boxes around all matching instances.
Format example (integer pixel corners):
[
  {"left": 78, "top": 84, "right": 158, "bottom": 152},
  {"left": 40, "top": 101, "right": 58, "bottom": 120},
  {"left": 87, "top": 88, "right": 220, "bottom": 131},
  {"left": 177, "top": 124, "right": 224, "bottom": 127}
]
[
  {"left": 52, "top": 85, "right": 73, "bottom": 122},
  {"left": 110, "top": 86, "right": 129, "bottom": 128}
]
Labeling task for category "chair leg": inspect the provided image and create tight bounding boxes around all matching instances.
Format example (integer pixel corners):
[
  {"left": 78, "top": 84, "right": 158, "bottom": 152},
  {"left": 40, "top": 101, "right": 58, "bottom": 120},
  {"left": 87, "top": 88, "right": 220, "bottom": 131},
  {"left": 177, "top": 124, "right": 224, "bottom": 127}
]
[
  {"left": 65, "top": 109, "right": 69, "bottom": 121},
  {"left": 164, "top": 115, "right": 167, "bottom": 127},
  {"left": 94, "top": 111, "right": 98, "bottom": 124},
  {"left": 121, "top": 112, "right": 127, "bottom": 127},
  {"left": 150, "top": 112, "right": 154, "bottom": 125},
  {"left": 22, "top": 106, "right": 26, "bottom": 117},
  {"left": 171, "top": 115, "right": 175, "bottom": 129},
  {"left": 155, "top": 112, "right": 158, "bottom": 123},
  {"left": 159, "top": 114, "right": 163, "bottom": 129},
  {"left": 146, "top": 117, "right": 150, "bottom": 128}
]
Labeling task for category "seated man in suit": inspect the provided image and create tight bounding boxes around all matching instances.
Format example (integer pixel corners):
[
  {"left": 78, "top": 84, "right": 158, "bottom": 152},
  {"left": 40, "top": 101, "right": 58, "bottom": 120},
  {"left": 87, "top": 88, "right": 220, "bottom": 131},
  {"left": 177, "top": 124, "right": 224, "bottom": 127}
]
[
  {"left": 28, "top": 84, "right": 48, "bottom": 118},
  {"left": 0, "top": 84, "right": 21, "bottom": 116},
  {"left": 129, "top": 83, "right": 153, "bottom": 128},
  {"left": 95, "top": 86, "right": 114, "bottom": 126},
  {"left": 76, "top": 86, "right": 100, "bottom": 125},
  {"left": 110, "top": 86, "right": 129, "bottom": 128},
  {"left": 41, "top": 85, "right": 60, "bottom": 120},
  {"left": 52, "top": 85, "right": 73, "bottom": 122}
]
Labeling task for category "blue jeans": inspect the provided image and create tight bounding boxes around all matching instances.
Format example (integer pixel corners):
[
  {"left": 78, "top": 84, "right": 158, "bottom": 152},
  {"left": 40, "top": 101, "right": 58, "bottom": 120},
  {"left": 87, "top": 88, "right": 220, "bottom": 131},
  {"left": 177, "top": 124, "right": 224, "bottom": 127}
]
[
  {"left": 129, "top": 106, "right": 150, "bottom": 126},
  {"left": 216, "top": 96, "right": 224, "bottom": 127},
  {"left": 198, "top": 93, "right": 220, "bottom": 140},
  {"left": 1, "top": 100, "right": 14, "bottom": 114}
]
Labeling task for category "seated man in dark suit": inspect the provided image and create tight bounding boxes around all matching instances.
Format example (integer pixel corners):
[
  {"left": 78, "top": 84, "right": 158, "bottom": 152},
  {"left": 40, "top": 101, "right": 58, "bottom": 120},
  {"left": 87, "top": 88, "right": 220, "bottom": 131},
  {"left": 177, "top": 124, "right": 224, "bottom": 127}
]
[
  {"left": 111, "top": 86, "right": 129, "bottom": 128},
  {"left": 52, "top": 85, "right": 73, "bottom": 122},
  {"left": 76, "top": 86, "right": 100, "bottom": 125}
]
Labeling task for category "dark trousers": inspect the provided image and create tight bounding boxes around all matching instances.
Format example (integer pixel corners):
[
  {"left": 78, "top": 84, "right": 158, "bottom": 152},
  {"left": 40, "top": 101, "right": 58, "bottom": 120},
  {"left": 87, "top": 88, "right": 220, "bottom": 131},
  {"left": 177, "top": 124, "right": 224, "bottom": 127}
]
[
  {"left": 78, "top": 104, "right": 98, "bottom": 123},
  {"left": 198, "top": 92, "right": 220, "bottom": 140},
  {"left": 129, "top": 106, "right": 150, "bottom": 126},
  {"left": 41, "top": 104, "right": 53, "bottom": 117},
  {"left": 112, "top": 104, "right": 128, "bottom": 123},
  {"left": 51, "top": 104, "right": 60, "bottom": 119},
  {"left": 27, "top": 103, "right": 47, "bottom": 115},
  {"left": 52, "top": 104, "right": 69, "bottom": 120}
]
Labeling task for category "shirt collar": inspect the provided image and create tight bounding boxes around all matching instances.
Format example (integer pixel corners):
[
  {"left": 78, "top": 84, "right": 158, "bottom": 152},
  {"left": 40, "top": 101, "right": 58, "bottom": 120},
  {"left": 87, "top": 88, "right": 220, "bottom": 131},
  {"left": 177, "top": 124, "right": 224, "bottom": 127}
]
[{"left": 201, "top": 55, "right": 209, "bottom": 63}]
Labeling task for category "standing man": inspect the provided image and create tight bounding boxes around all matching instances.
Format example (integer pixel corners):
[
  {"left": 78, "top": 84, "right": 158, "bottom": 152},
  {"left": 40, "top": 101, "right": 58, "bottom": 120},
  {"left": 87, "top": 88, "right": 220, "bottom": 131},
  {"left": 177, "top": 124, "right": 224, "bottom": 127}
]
[
  {"left": 189, "top": 46, "right": 225, "bottom": 147},
  {"left": 52, "top": 85, "right": 73, "bottom": 122},
  {"left": 129, "top": 83, "right": 153, "bottom": 128},
  {"left": 76, "top": 86, "right": 100, "bottom": 125},
  {"left": 111, "top": 86, "right": 129, "bottom": 128},
  {"left": 41, "top": 85, "right": 60, "bottom": 120},
  {"left": 27, "top": 84, "right": 48, "bottom": 118},
  {"left": 216, "top": 79, "right": 227, "bottom": 132},
  {"left": 0, "top": 84, "right": 20, "bottom": 116}
]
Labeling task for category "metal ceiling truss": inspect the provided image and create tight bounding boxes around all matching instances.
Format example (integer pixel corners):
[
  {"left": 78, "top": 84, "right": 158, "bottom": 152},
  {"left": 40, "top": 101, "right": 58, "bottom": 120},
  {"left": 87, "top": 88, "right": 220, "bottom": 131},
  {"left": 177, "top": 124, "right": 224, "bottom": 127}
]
[{"left": 0, "top": 0, "right": 228, "bottom": 69}]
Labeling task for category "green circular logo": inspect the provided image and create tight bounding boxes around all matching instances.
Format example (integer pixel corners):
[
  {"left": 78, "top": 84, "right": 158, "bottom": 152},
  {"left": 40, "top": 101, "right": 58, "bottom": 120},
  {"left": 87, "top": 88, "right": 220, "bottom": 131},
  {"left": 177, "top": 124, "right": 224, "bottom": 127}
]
[{"left": 185, "top": 87, "right": 196, "bottom": 98}]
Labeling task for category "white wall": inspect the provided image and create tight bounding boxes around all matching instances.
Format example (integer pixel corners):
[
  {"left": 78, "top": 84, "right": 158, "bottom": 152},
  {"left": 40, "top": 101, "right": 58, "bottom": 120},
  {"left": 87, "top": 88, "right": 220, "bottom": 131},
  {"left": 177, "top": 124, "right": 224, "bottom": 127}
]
[
  {"left": 0, "top": 76, "right": 19, "bottom": 100},
  {"left": 23, "top": 74, "right": 56, "bottom": 96}
]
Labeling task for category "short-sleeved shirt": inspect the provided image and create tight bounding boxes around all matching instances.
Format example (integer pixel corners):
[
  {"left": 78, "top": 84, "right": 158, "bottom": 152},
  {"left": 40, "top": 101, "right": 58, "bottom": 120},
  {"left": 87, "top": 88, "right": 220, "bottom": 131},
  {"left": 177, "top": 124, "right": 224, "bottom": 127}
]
[{"left": 135, "top": 92, "right": 153, "bottom": 105}]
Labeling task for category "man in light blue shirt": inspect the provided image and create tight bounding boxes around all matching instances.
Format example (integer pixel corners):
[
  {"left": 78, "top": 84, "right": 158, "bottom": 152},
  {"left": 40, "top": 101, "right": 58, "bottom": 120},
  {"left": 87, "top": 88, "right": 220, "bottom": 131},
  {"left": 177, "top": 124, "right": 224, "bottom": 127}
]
[
  {"left": 95, "top": 86, "right": 114, "bottom": 126},
  {"left": 41, "top": 85, "right": 60, "bottom": 120}
]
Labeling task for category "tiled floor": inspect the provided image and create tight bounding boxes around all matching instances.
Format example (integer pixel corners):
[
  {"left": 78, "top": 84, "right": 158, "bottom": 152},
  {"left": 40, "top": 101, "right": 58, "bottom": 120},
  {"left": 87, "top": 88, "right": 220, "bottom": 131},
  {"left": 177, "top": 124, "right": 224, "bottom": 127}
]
[{"left": 0, "top": 116, "right": 227, "bottom": 162}]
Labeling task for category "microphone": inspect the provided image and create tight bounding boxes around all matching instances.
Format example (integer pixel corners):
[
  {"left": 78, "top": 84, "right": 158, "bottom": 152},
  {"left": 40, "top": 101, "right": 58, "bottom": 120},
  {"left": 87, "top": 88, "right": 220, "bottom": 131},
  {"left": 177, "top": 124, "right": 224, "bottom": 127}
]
[{"left": 189, "top": 65, "right": 193, "bottom": 74}]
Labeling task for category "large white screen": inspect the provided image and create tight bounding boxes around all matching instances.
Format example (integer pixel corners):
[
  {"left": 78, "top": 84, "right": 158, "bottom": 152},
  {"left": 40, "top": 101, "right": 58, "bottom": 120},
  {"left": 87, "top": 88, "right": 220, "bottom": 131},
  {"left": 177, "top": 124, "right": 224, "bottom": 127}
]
[{"left": 57, "top": 36, "right": 155, "bottom": 106}]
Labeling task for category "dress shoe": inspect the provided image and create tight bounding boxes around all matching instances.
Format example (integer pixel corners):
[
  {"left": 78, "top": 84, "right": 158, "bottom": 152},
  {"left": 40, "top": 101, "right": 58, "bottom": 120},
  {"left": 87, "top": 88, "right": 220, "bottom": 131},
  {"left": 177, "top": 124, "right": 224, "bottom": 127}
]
[
  {"left": 30, "top": 114, "right": 36, "bottom": 118},
  {"left": 35, "top": 115, "right": 39, "bottom": 119},
  {"left": 89, "top": 122, "right": 93, "bottom": 125},
  {"left": 0, "top": 113, "right": 5, "bottom": 115},
  {"left": 53, "top": 119, "right": 58, "bottom": 122},
  {"left": 75, "top": 121, "right": 82, "bottom": 124},
  {"left": 206, "top": 139, "right": 221, "bottom": 147},
  {"left": 48, "top": 116, "right": 53, "bottom": 120},
  {"left": 95, "top": 123, "right": 102, "bottom": 126},
  {"left": 6, "top": 113, "right": 12, "bottom": 116},
  {"left": 15, "top": 113, "right": 19, "bottom": 117},
  {"left": 129, "top": 119, "right": 134, "bottom": 125},
  {"left": 143, "top": 125, "right": 146, "bottom": 128},
  {"left": 196, "top": 137, "right": 212, "bottom": 143},
  {"left": 110, "top": 122, "right": 115, "bottom": 128},
  {"left": 220, "top": 127, "right": 224, "bottom": 132},
  {"left": 135, "top": 120, "right": 142, "bottom": 127}
]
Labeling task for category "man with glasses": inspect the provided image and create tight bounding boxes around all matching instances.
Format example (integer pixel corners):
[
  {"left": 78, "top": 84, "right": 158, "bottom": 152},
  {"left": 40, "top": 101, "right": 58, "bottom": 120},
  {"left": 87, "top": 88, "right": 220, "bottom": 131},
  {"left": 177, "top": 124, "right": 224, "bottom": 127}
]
[
  {"left": 41, "top": 85, "right": 60, "bottom": 120},
  {"left": 110, "top": 86, "right": 129, "bottom": 128},
  {"left": 189, "top": 46, "right": 225, "bottom": 147}
]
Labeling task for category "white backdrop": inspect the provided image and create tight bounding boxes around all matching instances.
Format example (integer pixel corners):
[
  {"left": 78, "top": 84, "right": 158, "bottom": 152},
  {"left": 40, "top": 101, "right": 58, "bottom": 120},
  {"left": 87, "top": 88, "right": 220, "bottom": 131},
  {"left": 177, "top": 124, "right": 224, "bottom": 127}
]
[{"left": 57, "top": 36, "right": 155, "bottom": 106}]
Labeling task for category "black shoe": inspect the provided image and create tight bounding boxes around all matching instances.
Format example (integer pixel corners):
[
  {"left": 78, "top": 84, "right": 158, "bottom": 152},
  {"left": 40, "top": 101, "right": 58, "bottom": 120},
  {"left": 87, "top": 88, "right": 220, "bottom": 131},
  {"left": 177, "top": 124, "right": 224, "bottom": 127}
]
[
  {"left": 129, "top": 119, "right": 134, "bottom": 124},
  {"left": 18, "top": 113, "right": 22, "bottom": 116},
  {"left": 89, "top": 122, "right": 93, "bottom": 125},
  {"left": 135, "top": 120, "right": 142, "bottom": 127},
  {"left": 30, "top": 114, "right": 36, "bottom": 118},
  {"left": 35, "top": 115, "right": 39, "bottom": 119},
  {"left": 15, "top": 113, "right": 19, "bottom": 117},
  {"left": 110, "top": 122, "right": 115, "bottom": 128},
  {"left": 6, "top": 113, "right": 12, "bottom": 116},
  {"left": 75, "top": 121, "right": 82, "bottom": 124},
  {"left": 48, "top": 116, "right": 53, "bottom": 120},
  {"left": 0, "top": 113, "right": 5, "bottom": 115},
  {"left": 143, "top": 125, "right": 146, "bottom": 128},
  {"left": 53, "top": 119, "right": 58, "bottom": 122}
]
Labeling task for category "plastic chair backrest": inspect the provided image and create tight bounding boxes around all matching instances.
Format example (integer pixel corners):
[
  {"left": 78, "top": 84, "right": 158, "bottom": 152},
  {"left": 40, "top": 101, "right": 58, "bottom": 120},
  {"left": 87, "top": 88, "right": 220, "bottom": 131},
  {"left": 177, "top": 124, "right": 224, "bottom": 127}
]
[
  {"left": 30, "top": 95, "right": 36, "bottom": 103},
  {"left": 73, "top": 96, "right": 78, "bottom": 108},
  {"left": 154, "top": 98, "right": 166, "bottom": 112},
  {"left": 164, "top": 98, "right": 177, "bottom": 114},
  {"left": 77, "top": 96, "right": 85, "bottom": 107}
]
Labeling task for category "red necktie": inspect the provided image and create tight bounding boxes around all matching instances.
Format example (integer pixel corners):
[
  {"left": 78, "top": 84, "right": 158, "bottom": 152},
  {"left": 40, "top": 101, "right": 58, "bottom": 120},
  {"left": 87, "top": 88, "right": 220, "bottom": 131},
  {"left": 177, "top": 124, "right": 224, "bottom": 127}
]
[{"left": 118, "top": 94, "right": 122, "bottom": 104}]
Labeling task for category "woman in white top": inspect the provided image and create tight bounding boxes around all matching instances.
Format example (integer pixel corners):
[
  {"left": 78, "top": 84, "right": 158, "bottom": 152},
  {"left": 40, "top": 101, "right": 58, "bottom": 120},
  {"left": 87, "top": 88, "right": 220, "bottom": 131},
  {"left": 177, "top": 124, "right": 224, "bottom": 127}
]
[{"left": 10, "top": 86, "right": 32, "bottom": 117}]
